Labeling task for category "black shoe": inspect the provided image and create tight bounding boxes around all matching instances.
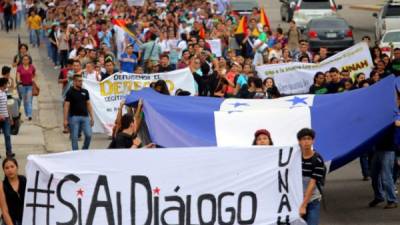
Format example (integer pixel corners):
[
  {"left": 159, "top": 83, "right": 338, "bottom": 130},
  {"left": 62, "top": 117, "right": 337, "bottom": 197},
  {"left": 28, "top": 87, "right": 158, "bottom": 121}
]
[
  {"left": 363, "top": 176, "right": 370, "bottom": 181},
  {"left": 384, "top": 202, "right": 398, "bottom": 209},
  {"left": 6, "top": 153, "right": 15, "bottom": 158},
  {"left": 28, "top": 117, "right": 32, "bottom": 121},
  {"left": 369, "top": 199, "right": 384, "bottom": 207}
]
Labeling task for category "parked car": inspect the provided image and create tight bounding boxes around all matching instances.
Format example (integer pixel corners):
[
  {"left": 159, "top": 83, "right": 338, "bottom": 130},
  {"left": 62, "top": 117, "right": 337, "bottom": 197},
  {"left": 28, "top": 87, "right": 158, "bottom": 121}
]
[
  {"left": 304, "top": 17, "right": 354, "bottom": 52},
  {"left": 373, "top": 0, "right": 400, "bottom": 40},
  {"left": 230, "top": 0, "right": 259, "bottom": 15},
  {"left": 279, "top": 0, "right": 298, "bottom": 22},
  {"left": 379, "top": 29, "right": 400, "bottom": 57},
  {"left": 292, "top": 0, "right": 342, "bottom": 30}
]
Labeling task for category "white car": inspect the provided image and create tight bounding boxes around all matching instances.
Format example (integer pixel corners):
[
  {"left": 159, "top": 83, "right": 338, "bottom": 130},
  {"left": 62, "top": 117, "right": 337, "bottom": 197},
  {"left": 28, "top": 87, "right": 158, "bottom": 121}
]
[
  {"left": 373, "top": 0, "right": 400, "bottom": 40},
  {"left": 379, "top": 29, "right": 400, "bottom": 57},
  {"left": 293, "top": 0, "right": 342, "bottom": 30}
]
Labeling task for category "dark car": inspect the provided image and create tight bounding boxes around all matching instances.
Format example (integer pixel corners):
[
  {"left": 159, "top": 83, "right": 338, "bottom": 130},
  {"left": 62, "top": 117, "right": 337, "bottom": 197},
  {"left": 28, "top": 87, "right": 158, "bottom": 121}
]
[
  {"left": 304, "top": 17, "right": 354, "bottom": 52},
  {"left": 280, "top": 0, "right": 298, "bottom": 22}
]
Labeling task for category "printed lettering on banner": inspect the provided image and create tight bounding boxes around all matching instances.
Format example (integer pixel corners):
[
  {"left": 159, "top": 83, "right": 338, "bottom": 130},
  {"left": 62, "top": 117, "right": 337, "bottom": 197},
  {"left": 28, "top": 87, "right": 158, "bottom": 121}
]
[{"left": 22, "top": 147, "right": 306, "bottom": 225}]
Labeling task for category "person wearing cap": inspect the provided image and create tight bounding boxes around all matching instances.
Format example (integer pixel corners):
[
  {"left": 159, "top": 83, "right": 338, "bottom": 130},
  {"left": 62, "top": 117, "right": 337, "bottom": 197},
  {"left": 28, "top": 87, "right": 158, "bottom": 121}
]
[
  {"left": 252, "top": 129, "right": 273, "bottom": 146},
  {"left": 297, "top": 128, "right": 326, "bottom": 225},
  {"left": 119, "top": 44, "right": 138, "bottom": 73}
]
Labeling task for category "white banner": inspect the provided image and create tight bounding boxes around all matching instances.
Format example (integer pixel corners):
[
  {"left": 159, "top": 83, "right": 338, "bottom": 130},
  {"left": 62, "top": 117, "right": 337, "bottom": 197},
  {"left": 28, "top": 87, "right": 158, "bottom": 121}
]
[
  {"left": 23, "top": 147, "right": 305, "bottom": 225},
  {"left": 83, "top": 68, "right": 196, "bottom": 134},
  {"left": 127, "top": 0, "right": 145, "bottom": 6},
  {"left": 256, "top": 42, "right": 374, "bottom": 94},
  {"left": 207, "top": 39, "right": 222, "bottom": 57}
]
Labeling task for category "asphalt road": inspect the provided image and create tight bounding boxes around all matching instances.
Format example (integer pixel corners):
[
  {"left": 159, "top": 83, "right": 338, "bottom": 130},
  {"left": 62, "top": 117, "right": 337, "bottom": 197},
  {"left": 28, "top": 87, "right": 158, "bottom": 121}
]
[{"left": 263, "top": 0, "right": 400, "bottom": 224}]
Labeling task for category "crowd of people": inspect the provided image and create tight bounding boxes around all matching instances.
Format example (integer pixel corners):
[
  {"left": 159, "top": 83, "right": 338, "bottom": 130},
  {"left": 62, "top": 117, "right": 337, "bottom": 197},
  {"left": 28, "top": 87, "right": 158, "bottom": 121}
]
[{"left": 0, "top": 0, "right": 399, "bottom": 224}]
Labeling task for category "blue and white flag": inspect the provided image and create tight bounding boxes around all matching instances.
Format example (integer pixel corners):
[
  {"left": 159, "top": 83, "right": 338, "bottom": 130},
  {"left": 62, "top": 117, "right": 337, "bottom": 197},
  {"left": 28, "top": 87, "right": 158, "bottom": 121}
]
[{"left": 125, "top": 76, "right": 398, "bottom": 171}]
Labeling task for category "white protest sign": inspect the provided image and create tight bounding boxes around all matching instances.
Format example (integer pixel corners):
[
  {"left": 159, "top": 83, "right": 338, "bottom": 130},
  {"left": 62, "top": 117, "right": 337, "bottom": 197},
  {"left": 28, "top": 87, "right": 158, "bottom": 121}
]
[
  {"left": 83, "top": 68, "right": 195, "bottom": 135},
  {"left": 127, "top": 0, "right": 145, "bottom": 6},
  {"left": 23, "top": 147, "right": 305, "bottom": 225},
  {"left": 256, "top": 42, "right": 374, "bottom": 94},
  {"left": 207, "top": 39, "right": 222, "bottom": 57}
]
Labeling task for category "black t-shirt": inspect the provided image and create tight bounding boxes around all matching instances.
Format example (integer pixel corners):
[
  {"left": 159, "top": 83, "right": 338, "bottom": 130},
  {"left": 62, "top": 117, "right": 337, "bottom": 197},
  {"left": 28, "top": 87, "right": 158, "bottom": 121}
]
[
  {"left": 158, "top": 64, "right": 175, "bottom": 73},
  {"left": 302, "top": 152, "right": 325, "bottom": 183},
  {"left": 65, "top": 87, "right": 90, "bottom": 116},
  {"left": 109, "top": 132, "right": 135, "bottom": 149},
  {"left": 326, "top": 81, "right": 343, "bottom": 94}
]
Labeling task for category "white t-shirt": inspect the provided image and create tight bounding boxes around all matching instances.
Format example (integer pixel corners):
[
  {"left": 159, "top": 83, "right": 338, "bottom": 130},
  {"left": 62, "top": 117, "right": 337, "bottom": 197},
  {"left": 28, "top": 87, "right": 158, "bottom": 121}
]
[
  {"left": 83, "top": 71, "right": 99, "bottom": 82},
  {"left": 177, "top": 40, "right": 188, "bottom": 59}
]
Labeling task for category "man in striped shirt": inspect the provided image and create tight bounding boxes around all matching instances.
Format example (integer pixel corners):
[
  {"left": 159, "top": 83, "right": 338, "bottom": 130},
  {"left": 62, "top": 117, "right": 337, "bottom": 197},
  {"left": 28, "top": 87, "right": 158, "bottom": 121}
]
[
  {"left": 0, "top": 78, "right": 14, "bottom": 158},
  {"left": 298, "top": 128, "right": 326, "bottom": 225}
]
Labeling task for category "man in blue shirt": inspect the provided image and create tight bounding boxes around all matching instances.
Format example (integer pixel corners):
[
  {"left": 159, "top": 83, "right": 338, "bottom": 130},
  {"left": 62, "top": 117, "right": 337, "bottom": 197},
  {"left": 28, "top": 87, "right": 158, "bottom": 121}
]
[{"left": 119, "top": 44, "right": 138, "bottom": 73}]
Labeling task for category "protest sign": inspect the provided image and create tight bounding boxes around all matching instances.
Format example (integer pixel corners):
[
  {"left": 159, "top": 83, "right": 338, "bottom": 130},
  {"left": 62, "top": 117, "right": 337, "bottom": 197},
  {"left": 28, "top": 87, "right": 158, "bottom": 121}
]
[
  {"left": 127, "top": 0, "right": 145, "bottom": 6},
  {"left": 256, "top": 42, "right": 374, "bottom": 94},
  {"left": 83, "top": 68, "right": 195, "bottom": 135},
  {"left": 207, "top": 39, "right": 222, "bottom": 57},
  {"left": 23, "top": 147, "right": 305, "bottom": 225}
]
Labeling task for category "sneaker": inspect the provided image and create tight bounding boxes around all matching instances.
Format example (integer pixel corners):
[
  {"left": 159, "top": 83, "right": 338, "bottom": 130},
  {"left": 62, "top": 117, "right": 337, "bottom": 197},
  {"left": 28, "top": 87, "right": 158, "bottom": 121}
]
[
  {"left": 384, "top": 202, "right": 398, "bottom": 209},
  {"left": 28, "top": 117, "right": 32, "bottom": 121},
  {"left": 369, "top": 199, "right": 384, "bottom": 207}
]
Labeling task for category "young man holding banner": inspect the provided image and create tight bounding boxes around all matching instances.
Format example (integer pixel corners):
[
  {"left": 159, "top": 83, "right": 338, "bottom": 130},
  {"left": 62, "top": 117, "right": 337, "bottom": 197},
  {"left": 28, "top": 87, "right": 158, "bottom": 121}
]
[{"left": 298, "top": 128, "right": 326, "bottom": 225}]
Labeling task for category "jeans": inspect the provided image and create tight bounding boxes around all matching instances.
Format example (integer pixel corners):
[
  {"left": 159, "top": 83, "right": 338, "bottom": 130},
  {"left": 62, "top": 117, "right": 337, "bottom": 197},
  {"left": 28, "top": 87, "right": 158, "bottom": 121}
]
[
  {"left": 18, "top": 85, "right": 33, "bottom": 118},
  {"left": 393, "top": 158, "right": 399, "bottom": 184},
  {"left": 59, "top": 50, "right": 69, "bottom": 68},
  {"left": 0, "top": 118, "right": 12, "bottom": 155},
  {"left": 360, "top": 153, "right": 370, "bottom": 178},
  {"left": 16, "top": 11, "right": 23, "bottom": 28},
  {"left": 51, "top": 45, "right": 58, "bottom": 65},
  {"left": 4, "top": 14, "right": 12, "bottom": 32},
  {"left": 28, "top": 28, "right": 33, "bottom": 44},
  {"left": 371, "top": 151, "right": 398, "bottom": 203},
  {"left": 305, "top": 199, "right": 321, "bottom": 225},
  {"left": 30, "top": 29, "right": 40, "bottom": 47},
  {"left": 70, "top": 116, "right": 92, "bottom": 150}
]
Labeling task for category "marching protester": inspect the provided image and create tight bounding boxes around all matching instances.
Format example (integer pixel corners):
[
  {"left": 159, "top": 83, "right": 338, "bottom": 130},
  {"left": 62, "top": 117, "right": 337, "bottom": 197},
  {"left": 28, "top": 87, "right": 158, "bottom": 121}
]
[
  {"left": 252, "top": 129, "right": 273, "bottom": 146},
  {"left": 16, "top": 55, "right": 36, "bottom": 121},
  {"left": 63, "top": 74, "right": 94, "bottom": 150},
  {"left": 298, "top": 128, "right": 326, "bottom": 225},
  {"left": 0, "top": 78, "right": 14, "bottom": 158},
  {"left": 0, "top": 158, "right": 26, "bottom": 225}
]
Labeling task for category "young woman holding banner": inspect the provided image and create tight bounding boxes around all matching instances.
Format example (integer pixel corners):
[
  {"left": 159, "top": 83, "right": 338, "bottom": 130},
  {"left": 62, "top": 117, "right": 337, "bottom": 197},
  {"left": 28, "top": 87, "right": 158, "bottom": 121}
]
[{"left": 0, "top": 158, "right": 26, "bottom": 225}]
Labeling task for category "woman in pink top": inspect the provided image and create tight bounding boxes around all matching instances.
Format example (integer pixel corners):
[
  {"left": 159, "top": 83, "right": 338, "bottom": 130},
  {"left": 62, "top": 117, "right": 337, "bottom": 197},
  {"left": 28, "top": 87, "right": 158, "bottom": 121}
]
[{"left": 16, "top": 55, "right": 36, "bottom": 120}]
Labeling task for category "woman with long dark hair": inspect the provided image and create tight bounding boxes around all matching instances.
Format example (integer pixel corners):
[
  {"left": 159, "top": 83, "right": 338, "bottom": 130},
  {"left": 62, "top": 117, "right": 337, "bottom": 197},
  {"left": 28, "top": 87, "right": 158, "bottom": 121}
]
[
  {"left": 0, "top": 158, "right": 26, "bottom": 225},
  {"left": 16, "top": 55, "right": 36, "bottom": 120},
  {"left": 263, "top": 77, "right": 281, "bottom": 99}
]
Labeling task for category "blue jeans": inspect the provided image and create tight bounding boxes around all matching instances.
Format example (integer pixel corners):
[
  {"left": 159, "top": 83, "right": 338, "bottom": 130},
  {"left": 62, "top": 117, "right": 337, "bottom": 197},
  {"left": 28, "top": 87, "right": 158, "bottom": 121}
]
[
  {"left": 305, "top": 199, "right": 321, "bottom": 225},
  {"left": 371, "top": 151, "right": 398, "bottom": 203},
  {"left": 360, "top": 153, "right": 370, "bottom": 178},
  {"left": 70, "top": 116, "right": 92, "bottom": 150},
  {"left": 19, "top": 85, "right": 32, "bottom": 118},
  {"left": 30, "top": 29, "right": 40, "bottom": 47},
  {"left": 51, "top": 44, "right": 58, "bottom": 65},
  {"left": 16, "top": 11, "right": 23, "bottom": 28},
  {"left": 28, "top": 28, "right": 33, "bottom": 44},
  {"left": 0, "top": 118, "right": 12, "bottom": 155}
]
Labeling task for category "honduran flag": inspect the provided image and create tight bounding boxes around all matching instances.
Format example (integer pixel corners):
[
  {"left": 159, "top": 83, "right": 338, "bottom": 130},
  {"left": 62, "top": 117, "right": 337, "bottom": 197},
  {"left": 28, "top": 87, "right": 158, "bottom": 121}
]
[{"left": 125, "top": 76, "right": 398, "bottom": 171}]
